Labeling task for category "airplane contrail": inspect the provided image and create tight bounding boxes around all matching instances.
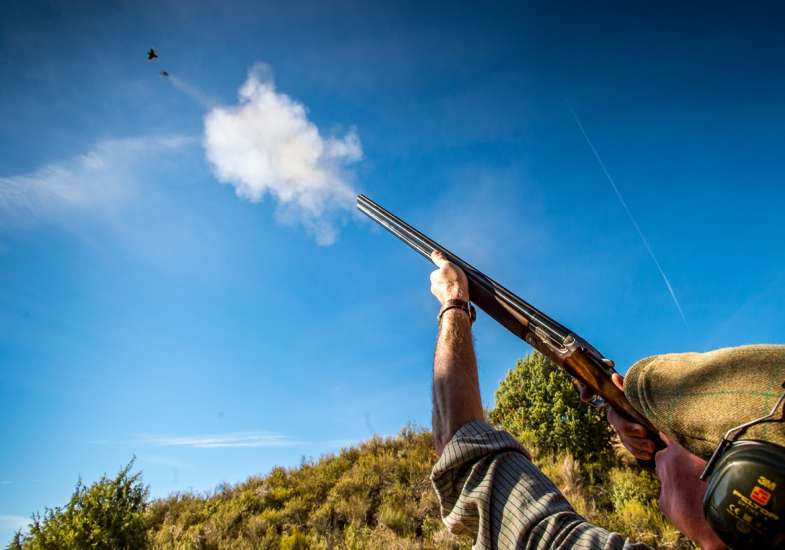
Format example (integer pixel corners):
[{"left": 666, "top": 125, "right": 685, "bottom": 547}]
[{"left": 568, "top": 103, "right": 688, "bottom": 325}]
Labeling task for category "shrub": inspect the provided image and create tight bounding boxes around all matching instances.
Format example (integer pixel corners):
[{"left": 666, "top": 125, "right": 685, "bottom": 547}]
[
  {"left": 490, "top": 352, "right": 616, "bottom": 465},
  {"left": 13, "top": 461, "right": 148, "bottom": 550}
]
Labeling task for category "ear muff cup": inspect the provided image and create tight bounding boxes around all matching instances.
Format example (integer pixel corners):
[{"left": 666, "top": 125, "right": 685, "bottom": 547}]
[{"left": 703, "top": 440, "right": 785, "bottom": 549}]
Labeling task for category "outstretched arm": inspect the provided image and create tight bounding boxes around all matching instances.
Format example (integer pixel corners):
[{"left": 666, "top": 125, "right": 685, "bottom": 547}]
[
  {"left": 429, "top": 251, "right": 484, "bottom": 454},
  {"left": 427, "top": 252, "right": 651, "bottom": 549}
]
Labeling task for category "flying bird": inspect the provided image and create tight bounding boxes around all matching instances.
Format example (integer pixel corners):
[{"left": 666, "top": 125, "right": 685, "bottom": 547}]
[
  {"left": 160, "top": 70, "right": 169, "bottom": 77},
  {"left": 147, "top": 48, "right": 158, "bottom": 60}
]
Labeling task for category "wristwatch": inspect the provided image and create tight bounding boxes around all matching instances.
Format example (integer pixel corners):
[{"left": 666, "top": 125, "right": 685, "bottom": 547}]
[{"left": 438, "top": 299, "right": 476, "bottom": 323}]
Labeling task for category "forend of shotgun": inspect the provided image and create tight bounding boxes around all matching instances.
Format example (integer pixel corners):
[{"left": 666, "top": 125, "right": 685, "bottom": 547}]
[{"left": 357, "top": 194, "right": 664, "bottom": 456}]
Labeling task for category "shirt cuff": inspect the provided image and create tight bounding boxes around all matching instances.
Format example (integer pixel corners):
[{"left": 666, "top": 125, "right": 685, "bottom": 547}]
[{"left": 429, "top": 421, "right": 531, "bottom": 535}]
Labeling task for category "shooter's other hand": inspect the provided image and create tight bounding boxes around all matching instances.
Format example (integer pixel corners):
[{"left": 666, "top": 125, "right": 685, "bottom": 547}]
[
  {"left": 430, "top": 251, "right": 469, "bottom": 305},
  {"left": 607, "top": 373, "right": 657, "bottom": 460}
]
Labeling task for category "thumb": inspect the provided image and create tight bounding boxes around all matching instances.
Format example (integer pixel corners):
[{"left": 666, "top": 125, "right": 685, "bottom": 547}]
[
  {"left": 431, "top": 250, "right": 448, "bottom": 268},
  {"left": 611, "top": 372, "right": 624, "bottom": 392}
]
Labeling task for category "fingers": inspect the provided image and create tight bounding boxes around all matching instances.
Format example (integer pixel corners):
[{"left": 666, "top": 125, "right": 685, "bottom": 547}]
[
  {"left": 578, "top": 383, "right": 595, "bottom": 403},
  {"left": 430, "top": 250, "right": 448, "bottom": 268},
  {"left": 429, "top": 250, "right": 469, "bottom": 305},
  {"left": 607, "top": 408, "right": 648, "bottom": 438},
  {"left": 606, "top": 374, "right": 654, "bottom": 458},
  {"left": 607, "top": 407, "right": 656, "bottom": 460},
  {"left": 430, "top": 251, "right": 467, "bottom": 283},
  {"left": 620, "top": 442, "right": 654, "bottom": 461},
  {"left": 627, "top": 436, "right": 656, "bottom": 458}
]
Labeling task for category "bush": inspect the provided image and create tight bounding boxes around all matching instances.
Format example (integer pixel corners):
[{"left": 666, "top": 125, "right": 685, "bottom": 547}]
[
  {"left": 279, "top": 528, "right": 309, "bottom": 550},
  {"left": 142, "top": 426, "right": 470, "bottom": 549},
  {"left": 13, "top": 460, "right": 148, "bottom": 550},
  {"left": 602, "top": 468, "right": 688, "bottom": 548},
  {"left": 490, "top": 352, "right": 617, "bottom": 465}
]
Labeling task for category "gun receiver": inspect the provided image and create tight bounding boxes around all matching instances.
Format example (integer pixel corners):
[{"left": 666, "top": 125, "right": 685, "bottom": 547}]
[{"left": 357, "top": 193, "right": 661, "bottom": 445}]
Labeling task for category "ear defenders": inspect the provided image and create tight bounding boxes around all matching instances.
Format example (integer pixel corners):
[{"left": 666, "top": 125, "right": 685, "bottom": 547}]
[{"left": 700, "top": 385, "right": 785, "bottom": 549}]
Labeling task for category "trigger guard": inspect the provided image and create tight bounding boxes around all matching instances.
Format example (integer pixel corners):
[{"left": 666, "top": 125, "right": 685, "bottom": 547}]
[
  {"left": 572, "top": 379, "right": 606, "bottom": 409},
  {"left": 588, "top": 395, "right": 606, "bottom": 408}
]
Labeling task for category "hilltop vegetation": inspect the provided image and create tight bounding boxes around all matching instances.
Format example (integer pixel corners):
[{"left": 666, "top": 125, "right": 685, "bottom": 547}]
[
  {"left": 8, "top": 353, "right": 694, "bottom": 549},
  {"left": 144, "top": 426, "right": 469, "bottom": 549},
  {"left": 9, "top": 429, "right": 467, "bottom": 550}
]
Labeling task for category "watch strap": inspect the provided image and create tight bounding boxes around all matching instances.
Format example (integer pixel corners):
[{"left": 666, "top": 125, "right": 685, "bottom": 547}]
[{"left": 438, "top": 299, "right": 476, "bottom": 323}]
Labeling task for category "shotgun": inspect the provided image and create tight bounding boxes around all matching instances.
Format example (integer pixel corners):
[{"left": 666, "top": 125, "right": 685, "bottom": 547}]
[{"left": 357, "top": 193, "right": 662, "bottom": 448}]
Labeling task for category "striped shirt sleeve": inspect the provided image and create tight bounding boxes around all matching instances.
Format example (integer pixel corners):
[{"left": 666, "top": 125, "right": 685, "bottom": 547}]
[{"left": 430, "top": 421, "right": 654, "bottom": 549}]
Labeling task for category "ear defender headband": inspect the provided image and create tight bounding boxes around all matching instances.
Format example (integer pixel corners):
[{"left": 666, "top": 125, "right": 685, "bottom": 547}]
[{"left": 700, "top": 383, "right": 785, "bottom": 549}]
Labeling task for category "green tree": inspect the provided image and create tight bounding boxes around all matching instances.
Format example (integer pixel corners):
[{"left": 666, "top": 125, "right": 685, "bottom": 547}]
[
  {"left": 15, "top": 460, "right": 149, "bottom": 550},
  {"left": 6, "top": 531, "right": 24, "bottom": 550},
  {"left": 489, "top": 352, "right": 616, "bottom": 464}
]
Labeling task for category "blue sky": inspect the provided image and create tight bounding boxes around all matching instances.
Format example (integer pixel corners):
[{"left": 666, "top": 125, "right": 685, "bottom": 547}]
[{"left": 1, "top": 0, "right": 784, "bottom": 541}]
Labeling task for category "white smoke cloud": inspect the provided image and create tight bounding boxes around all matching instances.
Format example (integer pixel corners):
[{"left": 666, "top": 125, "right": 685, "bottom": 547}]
[{"left": 203, "top": 64, "right": 361, "bottom": 245}]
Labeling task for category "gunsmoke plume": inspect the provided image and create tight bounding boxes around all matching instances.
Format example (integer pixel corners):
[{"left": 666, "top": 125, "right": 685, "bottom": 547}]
[
  {"left": 203, "top": 63, "right": 362, "bottom": 245},
  {"left": 167, "top": 75, "right": 218, "bottom": 110},
  {"left": 569, "top": 104, "right": 688, "bottom": 325}
]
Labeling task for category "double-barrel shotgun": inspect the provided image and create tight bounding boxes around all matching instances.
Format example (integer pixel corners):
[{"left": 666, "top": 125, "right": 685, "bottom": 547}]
[{"left": 357, "top": 193, "right": 662, "bottom": 452}]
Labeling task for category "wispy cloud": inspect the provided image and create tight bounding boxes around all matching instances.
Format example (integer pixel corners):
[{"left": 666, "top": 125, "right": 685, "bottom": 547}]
[
  {"left": 203, "top": 63, "right": 362, "bottom": 245},
  {"left": 0, "top": 515, "right": 30, "bottom": 531},
  {"left": 144, "top": 432, "right": 300, "bottom": 449},
  {"left": 0, "top": 135, "right": 193, "bottom": 222}
]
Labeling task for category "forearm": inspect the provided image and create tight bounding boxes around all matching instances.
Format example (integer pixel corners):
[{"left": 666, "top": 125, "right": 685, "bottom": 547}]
[{"left": 432, "top": 309, "right": 484, "bottom": 454}]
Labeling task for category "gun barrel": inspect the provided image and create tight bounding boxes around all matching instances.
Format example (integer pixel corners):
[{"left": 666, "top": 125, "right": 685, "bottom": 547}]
[
  {"left": 357, "top": 194, "right": 572, "bottom": 344},
  {"left": 357, "top": 195, "right": 436, "bottom": 260},
  {"left": 357, "top": 195, "right": 664, "bottom": 467},
  {"left": 357, "top": 194, "right": 663, "bottom": 451}
]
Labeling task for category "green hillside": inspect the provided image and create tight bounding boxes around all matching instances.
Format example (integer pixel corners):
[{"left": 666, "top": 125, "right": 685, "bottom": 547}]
[{"left": 8, "top": 353, "right": 695, "bottom": 549}]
